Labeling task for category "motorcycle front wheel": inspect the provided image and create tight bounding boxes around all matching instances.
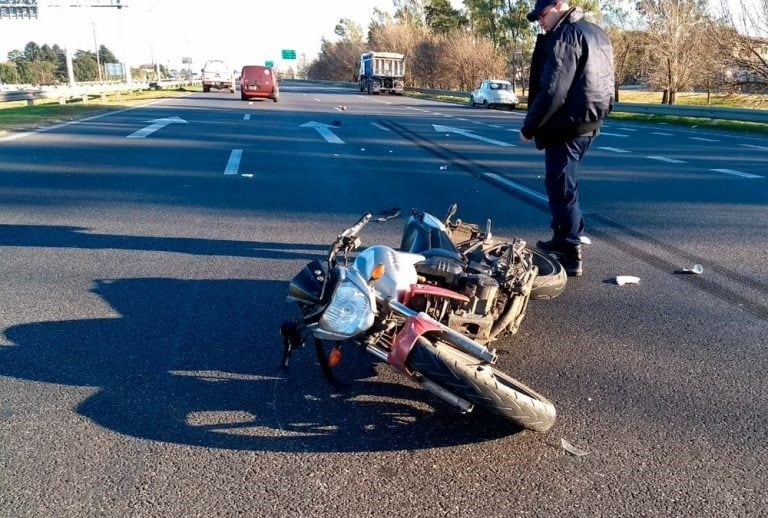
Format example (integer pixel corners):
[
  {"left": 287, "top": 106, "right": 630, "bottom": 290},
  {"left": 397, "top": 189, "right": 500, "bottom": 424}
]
[{"left": 408, "top": 336, "right": 556, "bottom": 432}]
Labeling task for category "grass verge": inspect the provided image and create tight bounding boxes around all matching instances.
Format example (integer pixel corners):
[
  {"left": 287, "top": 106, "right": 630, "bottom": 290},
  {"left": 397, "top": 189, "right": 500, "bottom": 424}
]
[{"left": 0, "top": 87, "right": 198, "bottom": 136}]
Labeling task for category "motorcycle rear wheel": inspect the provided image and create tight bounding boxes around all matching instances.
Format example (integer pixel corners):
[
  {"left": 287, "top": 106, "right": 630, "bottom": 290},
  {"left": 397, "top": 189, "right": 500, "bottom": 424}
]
[
  {"left": 529, "top": 247, "right": 567, "bottom": 301},
  {"left": 408, "top": 337, "right": 556, "bottom": 432}
]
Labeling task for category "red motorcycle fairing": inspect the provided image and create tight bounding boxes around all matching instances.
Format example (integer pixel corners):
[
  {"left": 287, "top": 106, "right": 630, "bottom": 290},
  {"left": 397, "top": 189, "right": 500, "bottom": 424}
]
[
  {"left": 388, "top": 314, "right": 442, "bottom": 375},
  {"left": 401, "top": 283, "right": 470, "bottom": 307}
]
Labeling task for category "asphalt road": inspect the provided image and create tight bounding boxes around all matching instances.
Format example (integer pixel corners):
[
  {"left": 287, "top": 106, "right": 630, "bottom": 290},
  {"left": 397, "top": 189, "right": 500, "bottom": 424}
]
[{"left": 1, "top": 85, "right": 766, "bottom": 517}]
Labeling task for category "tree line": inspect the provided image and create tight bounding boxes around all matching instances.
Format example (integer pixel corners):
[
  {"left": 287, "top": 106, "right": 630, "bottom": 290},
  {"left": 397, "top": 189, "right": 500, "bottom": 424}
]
[
  {"left": 304, "top": 0, "right": 768, "bottom": 105},
  {"left": 0, "top": 41, "right": 167, "bottom": 85}
]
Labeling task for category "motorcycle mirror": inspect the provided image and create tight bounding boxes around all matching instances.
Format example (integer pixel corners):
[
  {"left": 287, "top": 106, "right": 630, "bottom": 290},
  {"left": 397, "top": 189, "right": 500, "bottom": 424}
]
[
  {"left": 374, "top": 208, "right": 401, "bottom": 222},
  {"left": 444, "top": 203, "right": 458, "bottom": 224}
]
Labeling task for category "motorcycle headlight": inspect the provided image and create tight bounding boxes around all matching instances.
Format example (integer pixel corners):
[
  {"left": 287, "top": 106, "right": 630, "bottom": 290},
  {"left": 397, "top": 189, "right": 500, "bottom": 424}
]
[{"left": 319, "top": 280, "right": 374, "bottom": 337}]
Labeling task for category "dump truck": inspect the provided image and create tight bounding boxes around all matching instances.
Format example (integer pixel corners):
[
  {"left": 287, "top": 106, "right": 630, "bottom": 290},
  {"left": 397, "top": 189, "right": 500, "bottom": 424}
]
[{"left": 358, "top": 51, "right": 405, "bottom": 95}]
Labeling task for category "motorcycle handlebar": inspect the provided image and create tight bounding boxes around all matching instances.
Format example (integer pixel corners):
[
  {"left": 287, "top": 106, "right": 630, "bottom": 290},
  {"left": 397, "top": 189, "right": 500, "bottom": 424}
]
[{"left": 340, "top": 212, "right": 372, "bottom": 239}]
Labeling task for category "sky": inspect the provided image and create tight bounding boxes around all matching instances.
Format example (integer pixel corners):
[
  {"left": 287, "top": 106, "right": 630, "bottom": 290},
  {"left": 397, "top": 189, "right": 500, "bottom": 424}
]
[{"left": 0, "top": 0, "right": 465, "bottom": 72}]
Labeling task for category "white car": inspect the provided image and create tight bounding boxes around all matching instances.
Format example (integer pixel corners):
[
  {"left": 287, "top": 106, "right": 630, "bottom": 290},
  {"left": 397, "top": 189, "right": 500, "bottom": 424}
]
[{"left": 469, "top": 80, "right": 519, "bottom": 110}]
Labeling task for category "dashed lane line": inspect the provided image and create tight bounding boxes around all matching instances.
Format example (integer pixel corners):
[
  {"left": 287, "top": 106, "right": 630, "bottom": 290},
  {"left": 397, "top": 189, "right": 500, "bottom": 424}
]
[
  {"left": 646, "top": 156, "right": 687, "bottom": 164},
  {"left": 710, "top": 168, "right": 762, "bottom": 179},
  {"left": 224, "top": 149, "right": 242, "bottom": 175}
]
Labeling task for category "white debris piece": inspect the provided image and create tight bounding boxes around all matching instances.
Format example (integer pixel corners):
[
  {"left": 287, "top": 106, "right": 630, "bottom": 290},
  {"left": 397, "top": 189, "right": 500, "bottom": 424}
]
[
  {"left": 440, "top": 165, "right": 448, "bottom": 170},
  {"left": 580, "top": 236, "right": 592, "bottom": 245},
  {"left": 614, "top": 275, "right": 640, "bottom": 286},
  {"left": 682, "top": 264, "right": 703, "bottom": 274},
  {"left": 561, "top": 438, "right": 591, "bottom": 456}
]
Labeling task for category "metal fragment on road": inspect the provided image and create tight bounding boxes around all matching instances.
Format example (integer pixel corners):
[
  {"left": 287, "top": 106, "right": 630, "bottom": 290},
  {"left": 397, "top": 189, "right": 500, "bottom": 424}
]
[
  {"left": 561, "top": 438, "right": 591, "bottom": 456},
  {"left": 682, "top": 264, "right": 703, "bottom": 274},
  {"left": 614, "top": 275, "right": 640, "bottom": 286}
]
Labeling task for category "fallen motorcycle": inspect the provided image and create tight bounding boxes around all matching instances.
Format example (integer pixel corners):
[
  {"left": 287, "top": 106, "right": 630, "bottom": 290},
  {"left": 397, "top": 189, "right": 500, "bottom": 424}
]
[
  {"left": 400, "top": 204, "right": 567, "bottom": 344},
  {"left": 280, "top": 208, "right": 556, "bottom": 432}
]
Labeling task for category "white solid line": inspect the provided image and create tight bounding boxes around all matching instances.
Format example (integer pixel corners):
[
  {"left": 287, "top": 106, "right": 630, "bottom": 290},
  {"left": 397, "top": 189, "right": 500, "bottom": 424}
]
[
  {"left": 599, "top": 132, "right": 629, "bottom": 137},
  {"left": 243, "top": 114, "right": 251, "bottom": 120},
  {"left": 616, "top": 127, "right": 638, "bottom": 131},
  {"left": 689, "top": 136, "right": 718, "bottom": 142},
  {"left": 646, "top": 156, "right": 687, "bottom": 164},
  {"left": 710, "top": 168, "right": 762, "bottom": 179},
  {"left": 371, "top": 122, "right": 391, "bottom": 132},
  {"left": 224, "top": 149, "right": 243, "bottom": 175},
  {"left": 597, "top": 146, "right": 630, "bottom": 153},
  {"left": 651, "top": 132, "right": 673, "bottom": 136},
  {"left": 485, "top": 174, "right": 548, "bottom": 202}
]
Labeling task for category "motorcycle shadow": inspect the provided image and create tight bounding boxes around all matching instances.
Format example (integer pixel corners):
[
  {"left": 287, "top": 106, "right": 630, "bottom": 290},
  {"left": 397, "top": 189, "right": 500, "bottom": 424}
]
[{"left": 1, "top": 277, "right": 520, "bottom": 453}]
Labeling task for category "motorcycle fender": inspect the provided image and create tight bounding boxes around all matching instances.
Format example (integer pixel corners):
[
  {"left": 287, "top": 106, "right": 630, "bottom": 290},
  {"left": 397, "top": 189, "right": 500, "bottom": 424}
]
[
  {"left": 388, "top": 315, "right": 442, "bottom": 375},
  {"left": 402, "top": 283, "right": 470, "bottom": 306}
]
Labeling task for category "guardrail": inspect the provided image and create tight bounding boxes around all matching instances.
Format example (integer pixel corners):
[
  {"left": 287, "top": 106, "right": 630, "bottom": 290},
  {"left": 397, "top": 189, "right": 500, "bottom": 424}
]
[
  {"left": 404, "top": 86, "right": 768, "bottom": 124},
  {"left": 0, "top": 80, "right": 199, "bottom": 105}
]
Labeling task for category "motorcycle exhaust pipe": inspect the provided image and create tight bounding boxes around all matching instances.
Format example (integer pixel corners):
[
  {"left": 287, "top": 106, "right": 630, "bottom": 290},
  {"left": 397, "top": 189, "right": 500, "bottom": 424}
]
[{"left": 365, "top": 344, "right": 474, "bottom": 413}]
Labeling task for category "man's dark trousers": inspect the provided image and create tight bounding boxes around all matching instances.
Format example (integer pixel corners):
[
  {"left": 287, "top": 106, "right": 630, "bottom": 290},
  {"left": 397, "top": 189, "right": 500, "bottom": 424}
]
[{"left": 544, "top": 135, "right": 593, "bottom": 246}]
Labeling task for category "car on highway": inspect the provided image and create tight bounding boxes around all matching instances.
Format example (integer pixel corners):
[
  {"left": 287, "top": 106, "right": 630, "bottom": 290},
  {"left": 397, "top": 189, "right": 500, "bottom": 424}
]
[
  {"left": 239, "top": 65, "right": 279, "bottom": 102},
  {"left": 469, "top": 79, "right": 518, "bottom": 110}
]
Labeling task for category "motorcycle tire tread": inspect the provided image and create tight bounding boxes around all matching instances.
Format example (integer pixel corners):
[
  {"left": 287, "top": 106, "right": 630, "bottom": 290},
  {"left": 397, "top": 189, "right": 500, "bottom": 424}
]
[
  {"left": 529, "top": 247, "right": 567, "bottom": 301},
  {"left": 408, "top": 337, "right": 556, "bottom": 432}
]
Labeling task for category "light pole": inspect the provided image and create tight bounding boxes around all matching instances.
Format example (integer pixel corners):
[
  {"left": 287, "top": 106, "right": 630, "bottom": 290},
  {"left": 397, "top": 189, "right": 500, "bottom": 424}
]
[{"left": 92, "top": 22, "right": 103, "bottom": 81}]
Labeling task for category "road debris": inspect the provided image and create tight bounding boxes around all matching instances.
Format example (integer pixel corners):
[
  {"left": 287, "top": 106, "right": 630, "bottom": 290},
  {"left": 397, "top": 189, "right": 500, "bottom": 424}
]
[
  {"left": 561, "top": 438, "right": 591, "bottom": 456},
  {"left": 613, "top": 275, "right": 640, "bottom": 286},
  {"left": 681, "top": 264, "right": 703, "bottom": 274}
]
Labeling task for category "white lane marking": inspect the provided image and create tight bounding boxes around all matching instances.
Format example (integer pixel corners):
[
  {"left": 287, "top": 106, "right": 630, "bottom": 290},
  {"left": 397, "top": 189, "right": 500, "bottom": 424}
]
[
  {"left": 740, "top": 144, "right": 768, "bottom": 151},
  {"left": 243, "top": 114, "right": 251, "bottom": 120},
  {"left": 616, "top": 127, "right": 638, "bottom": 131},
  {"left": 689, "top": 136, "right": 718, "bottom": 142},
  {"left": 127, "top": 116, "right": 187, "bottom": 139},
  {"left": 433, "top": 124, "right": 515, "bottom": 147},
  {"left": 600, "top": 132, "right": 629, "bottom": 137},
  {"left": 224, "top": 149, "right": 242, "bottom": 175},
  {"left": 371, "top": 122, "right": 391, "bottom": 132},
  {"left": 485, "top": 174, "right": 548, "bottom": 202},
  {"left": 710, "top": 168, "right": 762, "bottom": 179},
  {"left": 300, "top": 121, "right": 344, "bottom": 144},
  {"left": 490, "top": 124, "right": 504, "bottom": 129},
  {"left": 646, "top": 156, "right": 687, "bottom": 164},
  {"left": 597, "top": 146, "right": 630, "bottom": 153},
  {"left": 651, "top": 132, "right": 673, "bottom": 136}
]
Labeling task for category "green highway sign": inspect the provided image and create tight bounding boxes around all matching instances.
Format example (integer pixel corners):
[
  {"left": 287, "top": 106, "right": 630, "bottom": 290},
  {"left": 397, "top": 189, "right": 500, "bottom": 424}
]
[
  {"left": 265, "top": 60, "right": 274, "bottom": 68},
  {"left": 281, "top": 49, "right": 296, "bottom": 60}
]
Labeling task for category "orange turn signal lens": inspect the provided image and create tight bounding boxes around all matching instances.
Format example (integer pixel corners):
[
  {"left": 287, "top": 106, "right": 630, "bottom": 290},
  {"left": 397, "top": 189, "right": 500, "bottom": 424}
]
[
  {"left": 371, "top": 263, "right": 386, "bottom": 281},
  {"left": 328, "top": 347, "right": 342, "bottom": 367}
]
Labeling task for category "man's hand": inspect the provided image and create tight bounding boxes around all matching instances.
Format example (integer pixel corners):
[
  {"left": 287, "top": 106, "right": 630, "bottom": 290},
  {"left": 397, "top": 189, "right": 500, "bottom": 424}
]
[{"left": 519, "top": 130, "right": 532, "bottom": 143}]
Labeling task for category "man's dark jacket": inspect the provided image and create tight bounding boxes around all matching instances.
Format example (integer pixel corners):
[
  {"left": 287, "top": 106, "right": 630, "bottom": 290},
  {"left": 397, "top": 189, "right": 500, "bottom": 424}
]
[{"left": 521, "top": 8, "right": 615, "bottom": 150}]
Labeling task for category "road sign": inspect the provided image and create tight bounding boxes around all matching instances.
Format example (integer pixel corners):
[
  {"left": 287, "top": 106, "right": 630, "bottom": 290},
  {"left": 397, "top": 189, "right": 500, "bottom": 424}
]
[
  {"left": 281, "top": 49, "right": 296, "bottom": 60},
  {"left": 265, "top": 60, "right": 274, "bottom": 68}
]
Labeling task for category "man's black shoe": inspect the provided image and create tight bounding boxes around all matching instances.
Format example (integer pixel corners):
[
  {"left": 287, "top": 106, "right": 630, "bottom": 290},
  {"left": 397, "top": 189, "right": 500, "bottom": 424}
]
[{"left": 537, "top": 239, "right": 583, "bottom": 277}]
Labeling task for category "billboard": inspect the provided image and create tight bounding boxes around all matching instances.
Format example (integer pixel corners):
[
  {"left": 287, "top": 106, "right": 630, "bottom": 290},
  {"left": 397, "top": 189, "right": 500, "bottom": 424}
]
[{"left": 0, "top": 0, "right": 38, "bottom": 19}]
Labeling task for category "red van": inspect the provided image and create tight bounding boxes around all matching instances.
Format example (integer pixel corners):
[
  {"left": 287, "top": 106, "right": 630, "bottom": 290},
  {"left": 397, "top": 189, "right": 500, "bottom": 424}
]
[{"left": 240, "top": 65, "right": 279, "bottom": 102}]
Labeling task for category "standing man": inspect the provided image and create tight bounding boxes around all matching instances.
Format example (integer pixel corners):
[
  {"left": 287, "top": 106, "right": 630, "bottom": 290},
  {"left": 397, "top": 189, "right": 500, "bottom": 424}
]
[{"left": 520, "top": 0, "right": 614, "bottom": 277}]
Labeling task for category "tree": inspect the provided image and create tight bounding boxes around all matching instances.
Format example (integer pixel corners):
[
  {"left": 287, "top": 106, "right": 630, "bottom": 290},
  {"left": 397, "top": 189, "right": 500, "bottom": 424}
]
[
  {"left": 424, "top": 0, "right": 468, "bottom": 34},
  {"left": 638, "top": 0, "right": 710, "bottom": 104},
  {"left": 707, "top": 0, "right": 768, "bottom": 94},
  {"left": 73, "top": 50, "right": 99, "bottom": 81}
]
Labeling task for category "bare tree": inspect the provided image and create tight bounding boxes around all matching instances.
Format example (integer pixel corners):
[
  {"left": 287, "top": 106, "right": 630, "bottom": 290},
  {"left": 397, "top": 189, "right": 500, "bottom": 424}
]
[
  {"left": 639, "top": 0, "right": 710, "bottom": 104},
  {"left": 708, "top": 0, "right": 768, "bottom": 95}
]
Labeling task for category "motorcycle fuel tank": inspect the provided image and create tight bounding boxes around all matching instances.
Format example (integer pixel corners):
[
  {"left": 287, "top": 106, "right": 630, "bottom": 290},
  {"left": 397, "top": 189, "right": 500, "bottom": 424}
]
[{"left": 353, "top": 245, "right": 423, "bottom": 299}]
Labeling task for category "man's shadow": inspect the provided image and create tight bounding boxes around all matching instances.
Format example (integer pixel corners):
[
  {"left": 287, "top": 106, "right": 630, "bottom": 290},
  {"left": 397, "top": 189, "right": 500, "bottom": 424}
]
[{"left": 1, "top": 277, "right": 516, "bottom": 453}]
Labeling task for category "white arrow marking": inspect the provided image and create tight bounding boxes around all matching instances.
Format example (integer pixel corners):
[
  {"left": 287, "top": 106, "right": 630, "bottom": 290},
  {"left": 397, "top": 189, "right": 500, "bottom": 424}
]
[
  {"left": 433, "top": 124, "right": 514, "bottom": 147},
  {"left": 127, "top": 116, "right": 188, "bottom": 138},
  {"left": 224, "top": 149, "right": 242, "bottom": 175},
  {"left": 300, "top": 121, "right": 344, "bottom": 144}
]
